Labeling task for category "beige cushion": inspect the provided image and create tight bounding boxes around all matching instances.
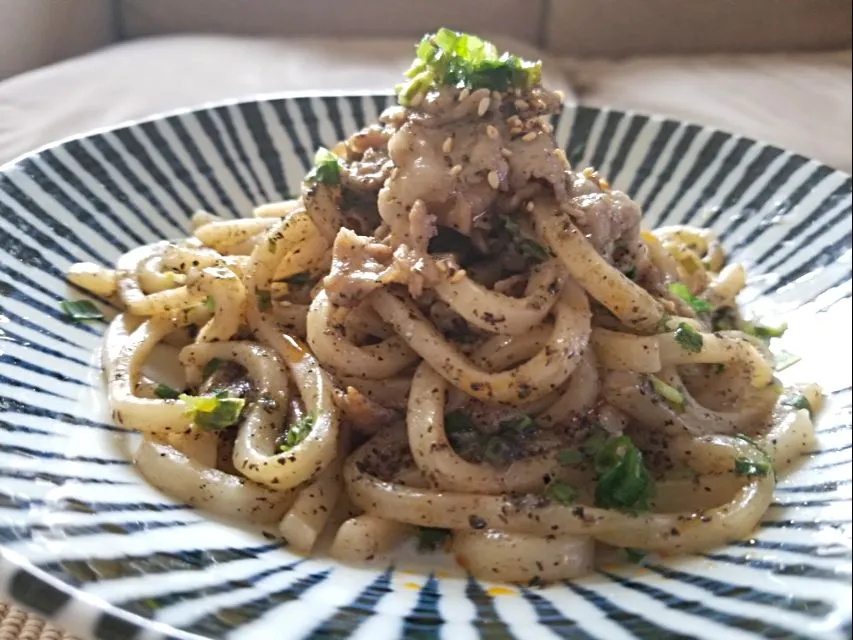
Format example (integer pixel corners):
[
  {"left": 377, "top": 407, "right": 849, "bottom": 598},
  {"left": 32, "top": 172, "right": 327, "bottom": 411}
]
[
  {"left": 563, "top": 51, "right": 852, "bottom": 173},
  {"left": 544, "top": 0, "right": 852, "bottom": 57},
  {"left": 0, "top": 34, "right": 571, "bottom": 167},
  {"left": 120, "top": 0, "right": 543, "bottom": 43},
  {"left": 0, "top": 0, "right": 114, "bottom": 80}
]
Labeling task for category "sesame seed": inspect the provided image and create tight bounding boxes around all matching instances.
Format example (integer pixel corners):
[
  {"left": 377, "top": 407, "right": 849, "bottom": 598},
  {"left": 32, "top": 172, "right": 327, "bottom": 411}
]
[
  {"left": 541, "top": 122, "right": 554, "bottom": 134},
  {"left": 500, "top": 147, "right": 513, "bottom": 158},
  {"left": 442, "top": 136, "right": 454, "bottom": 153},
  {"left": 458, "top": 87, "right": 471, "bottom": 102},
  {"left": 486, "top": 125, "right": 499, "bottom": 139},
  {"left": 477, "top": 97, "right": 491, "bottom": 117},
  {"left": 510, "top": 127, "right": 523, "bottom": 136},
  {"left": 522, "top": 131, "right": 537, "bottom": 142},
  {"left": 450, "top": 164, "right": 463, "bottom": 177},
  {"left": 514, "top": 99, "right": 530, "bottom": 110},
  {"left": 487, "top": 171, "right": 500, "bottom": 189},
  {"left": 526, "top": 201, "right": 535, "bottom": 212},
  {"left": 507, "top": 115, "right": 522, "bottom": 127},
  {"left": 450, "top": 268, "right": 467, "bottom": 283},
  {"left": 582, "top": 167, "right": 595, "bottom": 179},
  {"left": 599, "top": 178, "right": 611, "bottom": 190},
  {"left": 554, "top": 89, "right": 565, "bottom": 101}
]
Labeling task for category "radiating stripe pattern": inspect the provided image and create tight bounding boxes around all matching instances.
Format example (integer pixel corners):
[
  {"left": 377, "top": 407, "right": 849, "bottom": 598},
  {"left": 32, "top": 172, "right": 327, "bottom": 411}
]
[{"left": 0, "top": 95, "right": 850, "bottom": 640}]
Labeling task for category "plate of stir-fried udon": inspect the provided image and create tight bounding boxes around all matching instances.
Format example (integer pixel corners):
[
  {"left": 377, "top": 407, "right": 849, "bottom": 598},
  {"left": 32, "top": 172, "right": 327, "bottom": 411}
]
[{"left": 0, "top": 29, "right": 850, "bottom": 640}]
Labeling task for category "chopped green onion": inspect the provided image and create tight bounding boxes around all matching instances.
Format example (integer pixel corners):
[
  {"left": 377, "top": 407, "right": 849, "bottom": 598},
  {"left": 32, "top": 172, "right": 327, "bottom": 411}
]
[
  {"left": 734, "top": 457, "right": 772, "bottom": 477},
  {"left": 545, "top": 480, "right": 577, "bottom": 505},
  {"left": 305, "top": 147, "right": 342, "bottom": 186},
  {"left": 204, "top": 295, "right": 215, "bottom": 312},
  {"left": 782, "top": 393, "right": 812, "bottom": 416},
  {"left": 503, "top": 216, "right": 548, "bottom": 263},
  {"left": 498, "top": 414, "right": 536, "bottom": 432},
  {"left": 556, "top": 449, "right": 583, "bottom": 466},
  {"left": 733, "top": 434, "right": 774, "bottom": 477},
  {"left": 180, "top": 391, "right": 245, "bottom": 432},
  {"left": 279, "top": 411, "right": 316, "bottom": 451},
  {"left": 60, "top": 299, "right": 104, "bottom": 322},
  {"left": 745, "top": 321, "right": 788, "bottom": 341},
  {"left": 256, "top": 289, "right": 272, "bottom": 312},
  {"left": 154, "top": 384, "right": 180, "bottom": 400},
  {"left": 625, "top": 548, "right": 647, "bottom": 564},
  {"left": 592, "top": 435, "right": 655, "bottom": 514},
  {"left": 667, "top": 282, "right": 711, "bottom": 314},
  {"left": 623, "top": 266, "right": 637, "bottom": 280},
  {"left": 650, "top": 376, "right": 685, "bottom": 412},
  {"left": 397, "top": 29, "right": 542, "bottom": 104},
  {"left": 673, "top": 322, "right": 704, "bottom": 353},
  {"left": 519, "top": 240, "right": 549, "bottom": 263},
  {"left": 416, "top": 527, "right": 451, "bottom": 552},
  {"left": 774, "top": 350, "right": 801, "bottom": 371}
]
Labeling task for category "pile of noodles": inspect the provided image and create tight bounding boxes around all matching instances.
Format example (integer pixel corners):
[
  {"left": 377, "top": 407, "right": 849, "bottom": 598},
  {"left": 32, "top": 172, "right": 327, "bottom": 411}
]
[{"left": 68, "top": 32, "right": 820, "bottom": 583}]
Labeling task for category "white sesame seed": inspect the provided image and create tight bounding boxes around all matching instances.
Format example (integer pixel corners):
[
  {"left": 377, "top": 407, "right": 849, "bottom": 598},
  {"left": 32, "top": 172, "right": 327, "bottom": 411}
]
[
  {"left": 541, "top": 122, "right": 554, "bottom": 134},
  {"left": 458, "top": 87, "right": 471, "bottom": 102},
  {"left": 554, "top": 89, "right": 565, "bottom": 102},
  {"left": 450, "top": 164, "right": 463, "bottom": 177},
  {"left": 522, "top": 131, "right": 537, "bottom": 142},
  {"left": 486, "top": 125, "right": 499, "bottom": 139},
  {"left": 477, "top": 96, "right": 491, "bottom": 117},
  {"left": 450, "top": 268, "right": 467, "bottom": 283},
  {"left": 514, "top": 99, "right": 530, "bottom": 110},
  {"left": 553, "top": 148, "right": 570, "bottom": 170},
  {"left": 526, "top": 201, "right": 535, "bottom": 212},
  {"left": 500, "top": 147, "right": 513, "bottom": 158},
  {"left": 442, "top": 136, "right": 454, "bottom": 153},
  {"left": 487, "top": 171, "right": 500, "bottom": 189}
]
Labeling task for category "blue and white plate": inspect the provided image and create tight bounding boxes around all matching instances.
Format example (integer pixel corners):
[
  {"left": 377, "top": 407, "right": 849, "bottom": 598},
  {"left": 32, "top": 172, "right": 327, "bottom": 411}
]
[{"left": 0, "top": 94, "right": 850, "bottom": 640}]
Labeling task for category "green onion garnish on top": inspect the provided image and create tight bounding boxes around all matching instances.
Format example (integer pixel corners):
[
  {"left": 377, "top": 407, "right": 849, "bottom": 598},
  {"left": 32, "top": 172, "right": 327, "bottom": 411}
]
[
  {"left": 396, "top": 29, "right": 542, "bottom": 105},
  {"left": 60, "top": 299, "right": 104, "bottom": 322}
]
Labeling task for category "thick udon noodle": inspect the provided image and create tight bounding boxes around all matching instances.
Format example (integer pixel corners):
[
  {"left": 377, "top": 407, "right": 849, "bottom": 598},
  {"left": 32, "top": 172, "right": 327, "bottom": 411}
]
[{"left": 68, "top": 44, "right": 820, "bottom": 584}]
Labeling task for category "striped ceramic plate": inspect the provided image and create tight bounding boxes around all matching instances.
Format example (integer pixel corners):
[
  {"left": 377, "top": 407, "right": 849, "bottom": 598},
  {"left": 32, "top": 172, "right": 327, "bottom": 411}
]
[{"left": 0, "top": 94, "right": 850, "bottom": 640}]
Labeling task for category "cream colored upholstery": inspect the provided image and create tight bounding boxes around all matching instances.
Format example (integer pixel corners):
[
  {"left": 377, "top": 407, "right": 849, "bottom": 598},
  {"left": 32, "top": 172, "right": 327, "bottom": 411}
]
[
  {"left": 0, "top": 0, "right": 114, "bottom": 80},
  {"left": 0, "top": 1, "right": 850, "bottom": 173}
]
